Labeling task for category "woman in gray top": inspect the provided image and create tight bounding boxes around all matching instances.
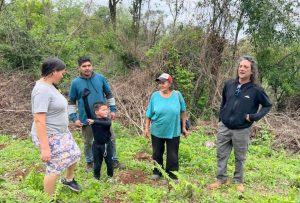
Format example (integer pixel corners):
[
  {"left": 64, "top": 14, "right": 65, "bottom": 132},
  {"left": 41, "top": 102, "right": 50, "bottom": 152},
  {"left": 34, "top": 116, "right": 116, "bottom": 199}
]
[{"left": 31, "top": 57, "right": 81, "bottom": 197}]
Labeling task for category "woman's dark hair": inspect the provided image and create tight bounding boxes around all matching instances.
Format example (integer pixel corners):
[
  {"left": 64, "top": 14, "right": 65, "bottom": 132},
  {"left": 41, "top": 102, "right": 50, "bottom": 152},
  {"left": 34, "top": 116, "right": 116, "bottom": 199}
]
[
  {"left": 41, "top": 57, "right": 66, "bottom": 77},
  {"left": 78, "top": 56, "right": 92, "bottom": 66},
  {"left": 235, "top": 55, "right": 259, "bottom": 84}
]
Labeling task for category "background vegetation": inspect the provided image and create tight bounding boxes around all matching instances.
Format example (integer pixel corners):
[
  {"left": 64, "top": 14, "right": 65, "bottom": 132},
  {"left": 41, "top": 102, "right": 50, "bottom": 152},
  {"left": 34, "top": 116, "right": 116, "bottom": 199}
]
[{"left": 0, "top": 0, "right": 299, "bottom": 114}]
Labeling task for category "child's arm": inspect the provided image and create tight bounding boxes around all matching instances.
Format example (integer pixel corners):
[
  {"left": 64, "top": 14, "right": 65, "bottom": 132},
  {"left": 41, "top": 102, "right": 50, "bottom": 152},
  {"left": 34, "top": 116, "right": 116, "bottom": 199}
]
[
  {"left": 93, "top": 119, "right": 111, "bottom": 127},
  {"left": 87, "top": 119, "right": 94, "bottom": 125}
]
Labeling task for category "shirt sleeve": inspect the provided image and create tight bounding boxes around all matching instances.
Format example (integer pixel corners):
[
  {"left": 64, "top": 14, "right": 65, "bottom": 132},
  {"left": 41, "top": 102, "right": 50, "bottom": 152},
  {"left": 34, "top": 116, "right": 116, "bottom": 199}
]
[
  {"left": 32, "top": 86, "right": 51, "bottom": 113},
  {"left": 68, "top": 81, "right": 78, "bottom": 122},
  {"left": 146, "top": 93, "right": 154, "bottom": 118},
  {"left": 68, "top": 80, "right": 78, "bottom": 102},
  {"left": 219, "top": 81, "right": 228, "bottom": 121},
  {"left": 177, "top": 91, "right": 186, "bottom": 112},
  {"left": 102, "top": 76, "right": 117, "bottom": 112},
  {"left": 249, "top": 87, "right": 272, "bottom": 121}
]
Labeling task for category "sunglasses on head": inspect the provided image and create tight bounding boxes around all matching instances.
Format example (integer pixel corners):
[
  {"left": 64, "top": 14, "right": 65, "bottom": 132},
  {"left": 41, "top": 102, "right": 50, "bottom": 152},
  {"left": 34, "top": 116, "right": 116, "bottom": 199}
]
[{"left": 235, "top": 84, "right": 242, "bottom": 96}]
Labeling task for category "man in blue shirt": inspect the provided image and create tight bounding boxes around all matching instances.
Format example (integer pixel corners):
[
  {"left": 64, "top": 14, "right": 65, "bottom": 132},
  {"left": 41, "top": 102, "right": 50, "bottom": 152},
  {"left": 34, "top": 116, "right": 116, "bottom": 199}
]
[{"left": 68, "top": 56, "right": 123, "bottom": 171}]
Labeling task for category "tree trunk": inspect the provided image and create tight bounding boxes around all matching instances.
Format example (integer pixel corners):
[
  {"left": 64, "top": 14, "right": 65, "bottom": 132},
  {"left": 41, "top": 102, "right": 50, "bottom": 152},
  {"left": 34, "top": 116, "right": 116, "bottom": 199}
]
[
  {"left": 131, "top": 0, "right": 143, "bottom": 49},
  {"left": 0, "top": 0, "right": 4, "bottom": 13},
  {"left": 109, "top": 0, "right": 119, "bottom": 30}
]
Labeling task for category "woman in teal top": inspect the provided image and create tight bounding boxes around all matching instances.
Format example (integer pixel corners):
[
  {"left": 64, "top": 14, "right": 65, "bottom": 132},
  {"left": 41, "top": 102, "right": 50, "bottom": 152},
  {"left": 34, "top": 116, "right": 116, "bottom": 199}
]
[{"left": 144, "top": 73, "right": 188, "bottom": 181}]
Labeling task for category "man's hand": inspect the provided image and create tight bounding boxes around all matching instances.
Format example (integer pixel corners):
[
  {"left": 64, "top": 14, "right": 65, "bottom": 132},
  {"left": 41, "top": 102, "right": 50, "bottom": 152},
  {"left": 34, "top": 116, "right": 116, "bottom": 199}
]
[
  {"left": 40, "top": 147, "right": 51, "bottom": 162},
  {"left": 75, "top": 119, "right": 83, "bottom": 128},
  {"left": 110, "top": 112, "right": 116, "bottom": 120},
  {"left": 246, "top": 114, "right": 251, "bottom": 122}
]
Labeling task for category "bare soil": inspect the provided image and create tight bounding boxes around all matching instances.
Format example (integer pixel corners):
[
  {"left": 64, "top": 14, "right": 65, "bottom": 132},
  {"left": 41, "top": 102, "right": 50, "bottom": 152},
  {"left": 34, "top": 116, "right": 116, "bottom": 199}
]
[
  {"left": 0, "top": 144, "right": 6, "bottom": 150},
  {"left": 134, "top": 152, "right": 152, "bottom": 162},
  {"left": 0, "top": 72, "right": 35, "bottom": 138},
  {"left": 115, "top": 169, "right": 148, "bottom": 185}
]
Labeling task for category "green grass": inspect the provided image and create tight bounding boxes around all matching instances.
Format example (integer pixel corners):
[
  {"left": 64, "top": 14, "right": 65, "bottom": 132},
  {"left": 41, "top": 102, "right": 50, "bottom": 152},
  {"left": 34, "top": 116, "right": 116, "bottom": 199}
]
[{"left": 0, "top": 123, "right": 299, "bottom": 202}]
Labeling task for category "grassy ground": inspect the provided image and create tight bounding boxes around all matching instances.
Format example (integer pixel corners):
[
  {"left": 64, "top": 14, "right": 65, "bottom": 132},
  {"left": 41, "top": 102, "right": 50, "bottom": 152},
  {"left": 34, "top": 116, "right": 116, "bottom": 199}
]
[{"left": 0, "top": 123, "right": 299, "bottom": 203}]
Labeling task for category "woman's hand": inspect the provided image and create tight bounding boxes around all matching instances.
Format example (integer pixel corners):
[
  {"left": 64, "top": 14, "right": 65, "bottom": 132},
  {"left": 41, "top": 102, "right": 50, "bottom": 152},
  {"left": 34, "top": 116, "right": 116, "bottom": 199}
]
[
  {"left": 87, "top": 119, "right": 94, "bottom": 125},
  {"left": 40, "top": 146, "right": 51, "bottom": 162},
  {"left": 144, "top": 118, "right": 151, "bottom": 140},
  {"left": 182, "top": 128, "right": 189, "bottom": 138},
  {"left": 144, "top": 129, "right": 150, "bottom": 139}
]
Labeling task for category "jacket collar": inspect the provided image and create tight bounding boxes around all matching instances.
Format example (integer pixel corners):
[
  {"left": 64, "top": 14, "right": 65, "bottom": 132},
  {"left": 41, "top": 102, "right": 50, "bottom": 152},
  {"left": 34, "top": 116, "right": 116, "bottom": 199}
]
[{"left": 79, "top": 72, "right": 95, "bottom": 80}]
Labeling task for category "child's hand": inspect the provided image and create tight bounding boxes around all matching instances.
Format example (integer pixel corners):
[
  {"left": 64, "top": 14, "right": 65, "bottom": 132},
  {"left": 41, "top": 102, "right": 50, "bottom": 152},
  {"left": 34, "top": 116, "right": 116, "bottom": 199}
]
[{"left": 87, "top": 119, "right": 94, "bottom": 125}]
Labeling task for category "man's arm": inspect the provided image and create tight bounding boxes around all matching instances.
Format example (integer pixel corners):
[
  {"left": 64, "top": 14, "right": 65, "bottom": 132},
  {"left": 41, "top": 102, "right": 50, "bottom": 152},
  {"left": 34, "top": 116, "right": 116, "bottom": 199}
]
[
  {"left": 93, "top": 119, "right": 112, "bottom": 127},
  {"left": 102, "top": 77, "right": 117, "bottom": 113},
  {"left": 249, "top": 88, "right": 272, "bottom": 121},
  {"left": 68, "top": 80, "right": 83, "bottom": 127},
  {"left": 219, "top": 82, "right": 227, "bottom": 121}
]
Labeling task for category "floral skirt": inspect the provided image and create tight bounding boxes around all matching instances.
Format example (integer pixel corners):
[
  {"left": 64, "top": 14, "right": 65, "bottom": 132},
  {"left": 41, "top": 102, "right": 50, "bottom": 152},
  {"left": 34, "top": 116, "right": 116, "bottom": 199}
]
[{"left": 33, "top": 130, "right": 81, "bottom": 175}]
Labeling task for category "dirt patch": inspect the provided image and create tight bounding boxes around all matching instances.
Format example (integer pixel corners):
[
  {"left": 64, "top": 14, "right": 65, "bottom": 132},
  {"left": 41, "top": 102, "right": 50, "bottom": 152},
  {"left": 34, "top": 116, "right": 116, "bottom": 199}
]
[
  {"left": 4, "top": 168, "right": 28, "bottom": 181},
  {"left": 115, "top": 169, "right": 168, "bottom": 188},
  {"left": 103, "top": 191, "right": 127, "bottom": 203},
  {"left": 0, "top": 72, "right": 35, "bottom": 137},
  {"left": 0, "top": 144, "right": 7, "bottom": 150},
  {"left": 116, "top": 169, "right": 148, "bottom": 185},
  {"left": 197, "top": 120, "right": 218, "bottom": 136},
  {"left": 134, "top": 152, "right": 152, "bottom": 162}
]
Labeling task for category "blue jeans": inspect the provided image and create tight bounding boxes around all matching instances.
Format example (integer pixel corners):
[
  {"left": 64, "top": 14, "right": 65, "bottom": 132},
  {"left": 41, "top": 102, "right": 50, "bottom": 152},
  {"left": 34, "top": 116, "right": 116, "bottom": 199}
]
[{"left": 82, "top": 125, "right": 118, "bottom": 163}]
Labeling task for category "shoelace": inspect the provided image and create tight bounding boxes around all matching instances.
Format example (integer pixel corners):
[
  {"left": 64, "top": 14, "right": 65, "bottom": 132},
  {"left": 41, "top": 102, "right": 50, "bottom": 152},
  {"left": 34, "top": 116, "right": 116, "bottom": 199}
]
[{"left": 103, "top": 143, "right": 107, "bottom": 157}]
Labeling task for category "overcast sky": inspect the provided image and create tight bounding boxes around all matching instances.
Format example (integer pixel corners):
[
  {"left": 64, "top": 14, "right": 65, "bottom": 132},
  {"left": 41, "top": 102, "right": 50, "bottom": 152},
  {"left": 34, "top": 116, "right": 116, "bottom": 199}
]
[{"left": 93, "top": 0, "right": 199, "bottom": 25}]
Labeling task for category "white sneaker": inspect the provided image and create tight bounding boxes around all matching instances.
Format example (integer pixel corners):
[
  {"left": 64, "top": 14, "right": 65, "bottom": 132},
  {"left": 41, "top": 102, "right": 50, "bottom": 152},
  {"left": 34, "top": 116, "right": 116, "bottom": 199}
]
[
  {"left": 107, "top": 177, "right": 115, "bottom": 184},
  {"left": 151, "top": 174, "right": 161, "bottom": 180}
]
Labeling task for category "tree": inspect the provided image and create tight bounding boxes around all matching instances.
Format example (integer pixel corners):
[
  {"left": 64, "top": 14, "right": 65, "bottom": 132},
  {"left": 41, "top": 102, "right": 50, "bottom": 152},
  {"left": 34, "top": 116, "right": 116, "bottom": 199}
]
[
  {"left": 166, "top": 0, "right": 184, "bottom": 30},
  {"left": 0, "top": 0, "right": 4, "bottom": 13},
  {"left": 108, "top": 0, "right": 121, "bottom": 30},
  {"left": 130, "top": 0, "right": 143, "bottom": 49},
  {"left": 242, "top": 0, "right": 300, "bottom": 109}
]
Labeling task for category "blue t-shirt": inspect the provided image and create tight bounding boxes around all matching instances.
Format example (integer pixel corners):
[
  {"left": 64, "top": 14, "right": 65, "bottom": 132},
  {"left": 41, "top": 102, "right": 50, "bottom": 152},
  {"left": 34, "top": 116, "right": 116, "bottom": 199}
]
[{"left": 146, "top": 90, "right": 186, "bottom": 139}]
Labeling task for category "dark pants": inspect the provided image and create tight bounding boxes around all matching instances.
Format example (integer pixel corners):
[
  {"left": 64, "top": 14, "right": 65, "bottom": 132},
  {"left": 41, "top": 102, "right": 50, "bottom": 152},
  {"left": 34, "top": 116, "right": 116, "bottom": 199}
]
[
  {"left": 92, "top": 141, "right": 113, "bottom": 179},
  {"left": 151, "top": 135, "right": 180, "bottom": 180},
  {"left": 82, "top": 125, "right": 118, "bottom": 163}
]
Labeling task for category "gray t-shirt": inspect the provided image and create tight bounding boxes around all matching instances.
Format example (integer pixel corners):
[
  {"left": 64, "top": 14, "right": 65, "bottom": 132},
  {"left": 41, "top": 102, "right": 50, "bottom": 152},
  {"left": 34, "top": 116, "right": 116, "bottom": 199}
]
[{"left": 31, "top": 81, "right": 69, "bottom": 138}]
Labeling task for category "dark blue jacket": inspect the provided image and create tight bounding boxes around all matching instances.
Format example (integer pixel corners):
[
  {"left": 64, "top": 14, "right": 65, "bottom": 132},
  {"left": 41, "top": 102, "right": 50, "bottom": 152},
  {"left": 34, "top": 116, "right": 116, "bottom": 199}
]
[
  {"left": 220, "top": 79, "right": 272, "bottom": 129},
  {"left": 91, "top": 118, "right": 112, "bottom": 145}
]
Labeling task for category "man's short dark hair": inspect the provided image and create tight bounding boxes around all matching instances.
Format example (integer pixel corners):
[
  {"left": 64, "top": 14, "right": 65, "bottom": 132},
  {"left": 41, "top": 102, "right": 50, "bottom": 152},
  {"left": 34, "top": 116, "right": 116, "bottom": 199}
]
[
  {"left": 78, "top": 56, "right": 92, "bottom": 66},
  {"left": 93, "top": 102, "right": 108, "bottom": 112}
]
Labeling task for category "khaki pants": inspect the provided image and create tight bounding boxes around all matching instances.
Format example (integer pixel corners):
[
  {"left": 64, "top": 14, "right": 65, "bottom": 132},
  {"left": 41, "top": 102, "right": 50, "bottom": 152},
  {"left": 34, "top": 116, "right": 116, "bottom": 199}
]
[{"left": 216, "top": 122, "right": 251, "bottom": 183}]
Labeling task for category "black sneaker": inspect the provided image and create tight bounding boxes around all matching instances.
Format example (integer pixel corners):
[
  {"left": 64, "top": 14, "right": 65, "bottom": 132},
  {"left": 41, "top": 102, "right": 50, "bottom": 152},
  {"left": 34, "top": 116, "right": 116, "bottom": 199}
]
[
  {"left": 50, "top": 200, "right": 63, "bottom": 203},
  {"left": 113, "top": 160, "right": 125, "bottom": 169},
  {"left": 61, "top": 178, "right": 81, "bottom": 193}
]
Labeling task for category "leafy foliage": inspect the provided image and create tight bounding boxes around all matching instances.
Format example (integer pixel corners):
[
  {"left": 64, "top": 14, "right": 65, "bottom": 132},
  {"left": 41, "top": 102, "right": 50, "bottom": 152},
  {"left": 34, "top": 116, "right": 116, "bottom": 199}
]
[{"left": 0, "top": 123, "right": 299, "bottom": 202}]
